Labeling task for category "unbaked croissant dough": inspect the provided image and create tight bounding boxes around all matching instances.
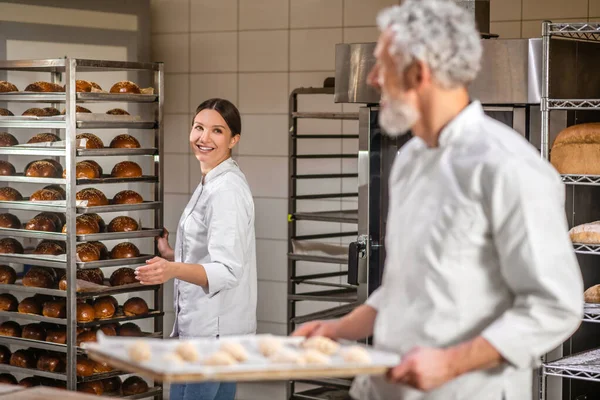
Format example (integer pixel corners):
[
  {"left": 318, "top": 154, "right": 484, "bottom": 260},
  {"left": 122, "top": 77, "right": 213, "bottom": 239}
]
[
  {"left": 203, "top": 351, "right": 237, "bottom": 366},
  {"left": 301, "top": 336, "right": 339, "bottom": 355},
  {"left": 258, "top": 336, "right": 283, "bottom": 357},
  {"left": 301, "top": 349, "right": 331, "bottom": 365},
  {"left": 342, "top": 346, "right": 371, "bottom": 364},
  {"left": 129, "top": 341, "right": 151, "bottom": 362},
  {"left": 176, "top": 341, "right": 200, "bottom": 362},
  {"left": 220, "top": 341, "right": 248, "bottom": 362}
]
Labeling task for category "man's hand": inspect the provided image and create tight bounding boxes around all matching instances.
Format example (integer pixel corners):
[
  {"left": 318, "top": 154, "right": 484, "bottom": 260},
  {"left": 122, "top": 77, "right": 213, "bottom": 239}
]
[
  {"left": 387, "top": 347, "right": 457, "bottom": 391},
  {"left": 135, "top": 257, "right": 177, "bottom": 285},
  {"left": 291, "top": 320, "right": 341, "bottom": 339}
]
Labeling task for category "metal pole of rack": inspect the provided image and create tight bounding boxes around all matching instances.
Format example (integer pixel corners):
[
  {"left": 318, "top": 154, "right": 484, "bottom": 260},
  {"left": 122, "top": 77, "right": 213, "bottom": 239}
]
[
  {"left": 541, "top": 21, "right": 551, "bottom": 160},
  {"left": 65, "top": 57, "right": 78, "bottom": 392}
]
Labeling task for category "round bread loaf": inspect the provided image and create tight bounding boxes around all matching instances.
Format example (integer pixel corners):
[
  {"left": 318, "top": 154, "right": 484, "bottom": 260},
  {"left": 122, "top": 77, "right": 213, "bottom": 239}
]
[
  {"left": 94, "top": 296, "right": 117, "bottom": 319},
  {"left": 78, "top": 381, "right": 104, "bottom": 395},
  {"left": 0, "top": 213, "right": 21, "bottom": 229},
  {"left": 0, "top": 187, "right": 22, "bottom": 201},
  {"left": 23, "top": 267, "right": 55, "bottom": 288},
  {"left": 27, "top": 133, "right": 61, "bottom": 144},
  {"left": 41, "top": 159, "right": 63, "bottom": 176},
  {"left": 0, "top": 265, "right": 16, "bottom": 284},
  {"left": 76, "top": 188, "right": 108, "bottom": 206},
  {"left": 99, "top": 325, "right": 117, "bottom": 337},
  {"left": 18, "top": 297, "right": 42, "bottom": 315},
  {"left": 18, "top": 377, "right": 41, "bottom": 388},
  {"left": 59, "top": 268, "right": 104, "bottom": 290},
  {"left": 33, "top": 294, "right": 54, "bottom": 306},
  {"left": 0, "top": 374, "right": 17, "bottom": 385},
  {"left": 22, "top": 108, "right": 46, "bottom": 117},
  {"left": 30, "top": 188, "right": 63, "bottom": 201},
  {"left": 64, "top": 161, "right": 100, "bottom": 179},
  {"left": 42, "top": 300, "right": 66, "bottom": 319},
  {"left": 111, "top": 161, "right": 142, "bottom": 178},
  {"left": 34, "top": 240, "right": 65, "bottom": 255},
  {"left": 0, "top": 81, "right": 18, "bottom": 93},
  {"left": 45, "top": 327, "right": 66, "bottom": 344},
  {"left": 101, "top": 377, "right": 122, "bottom": 393},
  {"left": 22, "top": 323, "right": 46, "bottom": 341},
  {"left": 122, "top": 376, "right": 149, "bottom": 395},
  {"left": 81, "top": 160, "right": 103, "bottom": 176},
  {"left": 37, "top": 353, "right": 65, "bottom": 372},
  {"left": 0, "top": 346, "right": 9, "bottom": 365},
  {"left": 89, "top": 241, "right": 109, "bottom": 260},
  {"left": 76, "top": 242, "right": 101, "bottom": 262},
  {"left": 106, "top": 108, "right": 130, "bottom": 115},
  {"left": 87, "top": 213, "right": 106, "bottom": 232},
  {"left": 76, "top": 329, "right": 97, "bottom": 346},
  {"left": 0, "top": 108, "right": 13, "bottom": 116},
  {"left": 63, "top": 214, "right": 100, "bottom": 234},
  {"left": 113, "top": 190, "right": 143, "bottom": 204},
  {"left": 77, "top": 303, "right": 95, "bottom": 323},
  {"left": 76, "top": 357, "right": 96, "bottom": 377},
  {"left": 110, "top": 243, "right": 140, "bottom": 260},
  {"left": 0, "top": 161, "right": 15, "bottom": 176},
  {"left": 25, "top": 160, "right": 61, "bottom": 178},
  {"left": 110, "top": 81, "right": 141, "bottom": 94},
  {"left": 25, "top": 214, "right": 57, "bottom": 232},
  {"left": 43, "top": 107, "right": 61, "bottom": 116},
  {"left": 118, "top": 323, "right": 142, "bottom": 337},
  {"left": 109, "top": 267, "right": 137, "bottom": 286},
  {"left": 61, "top": 105, "right": 92, "bottom": 114},
  {"left": 0, "top": 238, "right": 23, "bottom": 254},
  {"left": 123, "top": 297, "right": 149, "bottom": 316},
  {"left": 76, "top": 80, "right": 92, "bottom": 93},
  {"left": 110, "top": 134, "right": 140, "bottom": 148},
  {"left": 0, "top": 321, "right": 21, "bottom": 337},
  {"left": 0, "top": 293, "right": 18, "bottom": 311},
  {"left": 108, "top": 216, "right": 139, "bottom": 232},
  {"left": 94, "top": 360, "right": 113, "bottom": 373},
  {"left": 10, "top": 349, "right": 36, "bottom": 368},
  {"left": 38, "top": 213, "right": 64, "bottom": 231},
  {"left": 25, "top": 82, "right": 64, "bottom": 92},
  {"left": 551, "top": 123, "right": 600, "bottom": 174},
  {"left": 0, "top": 133, "right": 18, "bottom": 147},
  {"left": 43, "top": 185, "right": 66, "bottom": 200},
  {"left": 76, "top": 133, "right": 104, "bottom": 149}
]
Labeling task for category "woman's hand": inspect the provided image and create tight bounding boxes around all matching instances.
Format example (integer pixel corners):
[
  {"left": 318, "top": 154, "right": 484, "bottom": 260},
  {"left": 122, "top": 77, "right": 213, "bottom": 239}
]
[
  {"left": 157, "top": 228, "right": 175, "bottom": 261},
  {"left": 135, "top": 257, "right": 178, "bottom": 284}
]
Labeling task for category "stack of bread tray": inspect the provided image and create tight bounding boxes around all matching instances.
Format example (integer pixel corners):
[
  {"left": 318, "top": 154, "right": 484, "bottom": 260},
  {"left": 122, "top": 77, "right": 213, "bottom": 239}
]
[
  {"left": 0, "top": 58, "right": 165, "bottom": 397},
  {"left": 84, "top": 334, "right": 400, "bottom": 383}
]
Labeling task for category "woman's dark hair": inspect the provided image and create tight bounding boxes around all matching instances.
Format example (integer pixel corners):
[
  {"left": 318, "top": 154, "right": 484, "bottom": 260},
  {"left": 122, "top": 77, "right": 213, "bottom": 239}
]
[{"left": 193, "top": 98, "right": 242, "bottom": 136}]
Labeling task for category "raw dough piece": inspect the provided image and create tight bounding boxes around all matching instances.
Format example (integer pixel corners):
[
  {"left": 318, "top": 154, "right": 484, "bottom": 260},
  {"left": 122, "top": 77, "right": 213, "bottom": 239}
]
[
  {"left": 162, "top": 353, "right": 184, "bottom": 365},
  {"left": 203, "top": 351, "right": 237, "bottom": 366},
  {"left": 258, "top": 336, "right": 283, "bottom": 357},
  {"left": 129, "top": 341, "right": 151, "bottom": 362},
  {"left": 342, "top": 346, "right": 371, "bottom": 364},
  {"left": 269, "top": 348, "right": 305, "bottom": 365},
  {"left": 301, "top": 336, "right": 340, "bottom": 355},
  {"left": 301, "top": 349, "right": 331, "bottom": 365},
  {"left": 175, "top": 341, "right": 199, "bottom": 362},
  {"left": 220, "top": 341, "right": 248, "bottom": 362}
]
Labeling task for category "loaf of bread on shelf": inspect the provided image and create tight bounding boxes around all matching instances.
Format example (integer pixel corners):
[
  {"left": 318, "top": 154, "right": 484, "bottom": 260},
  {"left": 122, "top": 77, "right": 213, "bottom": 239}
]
[
  {"left": 110, "top": 134, "right": 140, "bottom": 148},
  {"left": 10, "top": 349, "right": 36, "bottom": 368},
  {"left": 25, "top": 82, "right": 64, "bottom": 92},
  {"left": 22, "top": 323, "right": 46, "bottom": 341},
  {"left": 18, "top": 297, "right": 42, "bottom": 315},
  {"left": 99, "top": 324, "right": 117, "bottom": 337},
  {"left": 106, "top": 108, "right": 130, "bottom": 115},
  {"left": 43, "top": 184, "right": 66, "bottom": 199},
  {"left": 111, "top": 161, "right": 142, "bottom": 178},
  {"left": 108, "top": 216, "right": 139, "bottom": 232},
  {"left": 0, "top": 108, "right": 13, "bottom": 116},
  {"left": 117, "top": 322, "right": 142, "bottom": 337},
  {"left": 94, "top": 296, "right": 117, "bottom": 319},
  {"left": 42, "top": 300, "right": 66, "bottom": 318},
  {"left": 59, "top": 268, "right": 104, "bottom": 290},
  {"left": 0, "top": 238, "right": 23, "bottom": 254},
  {"left": 585, "top": 284, "right": 600, "bottom": 303},
  {"left": 74, "top": 80, "right": 102, "bottom": 93},
  {"left": 111, "top": 243, "right": 141, "bottom": 260},
  {"left": 81, "top": 159, "right": 103, "bottom": 176},
  {"left": 569, "top": 221, "right": 600, "bottom": 244},
  {"left": 122, "top": 376, "right": 149, "bottom": 395},
  {"left": 110, "top": 81, "right": 141, "bottom": 94},
  {"left": 76, "top": 329, "right": 98, "bottom": 346},
  {"left": 0, "top": 293, "right": 18, "bottom": 311},
  {"left": 23, "top": 267, "right": 56, "bottom": 288},
  {"left": 78, "top": 381, "right": 104, "bottom": 395},
  {"left": 551, "top": 123, "right": 600, "bottom": 174},
  {"left": 27, "top": 133, "right": 61, "bottom": 143},
  {"left": 18, "top": 377, "right": 41, "bottom": 388},
  {"left": 0, "top": 213, "right": 21, "bottom": 229},
  {"left": 76, "top": 133, "right": 104, "bottom": 149},
  {"left": 76, "top": 357, "right": 96, "bottom": 377},
  {"left": 110, "top": 266, "right": 137, "bottom": 286},
  {"left": 43, "top": 107, "right": 61, "bottom": 116},
  {"left": 61, "top": 105, "right": 93, "bottom": 114},
  {"left": 0, "top": 187, "right": 22, "bottom": 201},
  {"left": 112, "top": 190, "right": 144, "bottom": 204},
  {"left": 93, "top": 359, "right": 113, "bottom": 374},
  {"left": 87, "top": 213, "right": 106, "bottom": 232},
  {"left": 76, "top": 242, "right": 101, "bottom": 262},
  {"left": 25, "top": 160, "right": 62, "bottom": 178},
  {"left": 0, "top": 374, "right": 17, "bottom": 385},
  {"left": 25, "top": 214, "right": 57, "bottom": 232},
  {"left": 64, "top": 161, "right": 101, "bottom": 179},
  {"left": 0, "top": 321, "right": 21, "bottom": 337},
  {"left": 63, "top": 214, "right": 100, "bottom": 235},
  {"left": 22, "top": 107, "right": 61, "bottom": 117},
  {"left": 88, "top": 241, "right": 109, "bottom": 260},
  {"left": 0, "top": 265, "right": 16, "bottom": 284},
  {"left": 37, "top": 353, "right": 65, "bottom": 372},
  {"left": 77, "top": 302, "right": 95, "bottom": 323},
  {"left": 34, "top": 240, "right": 65, "bottom": 255},
  {"left": 30, "top": 188, "right": 63, "bottom": 201},
  {"left": 123, "top": 297, "right": 149, "bottom": 316},
  {"left": 0, "top": 345, "right": 10, "bottom": 364},
  {"left": 46, "top": 327, "right": 66, "bottom": 344},
  {"left": 0, "top": 161, "right": 15, "bottom": 176},
  {"left": 0, "top": 132, "right": 18, "bottom": 147},
  {"left": 101, "top": 377, "right": 122, "bottom": 393},
  {"left": 39, "top": 212, "right": 64, "bottom": 231},
  {"left": 0, "top": 81, "right": 18, "bottom": 93},
  {"left": 76, "top": 188, "right": 109, "bottom": 206}
]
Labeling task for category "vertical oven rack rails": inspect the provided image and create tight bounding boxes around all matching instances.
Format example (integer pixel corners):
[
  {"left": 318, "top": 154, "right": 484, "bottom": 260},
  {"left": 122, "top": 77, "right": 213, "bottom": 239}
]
[
  {"left": 539, "top": 22, "right": 600, "bottom": 400},
  {"left": 287, "top": 86, "right": 359, "bottom": 400},
  {"left": 0, "top": 58, "right": 164, "bottom": 399}
]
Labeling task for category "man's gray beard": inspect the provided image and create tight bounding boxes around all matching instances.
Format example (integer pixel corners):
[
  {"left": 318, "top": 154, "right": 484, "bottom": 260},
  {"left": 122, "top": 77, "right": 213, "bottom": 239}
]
[{"left": 379, "top": 98, "right": 419, "bottom": 137}]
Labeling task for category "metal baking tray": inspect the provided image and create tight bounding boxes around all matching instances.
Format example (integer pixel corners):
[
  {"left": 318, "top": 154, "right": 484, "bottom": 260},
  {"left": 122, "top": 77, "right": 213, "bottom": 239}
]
[
  {"left": 0, "top": 199, "right": 66, "bottom": 212},
  {"left": 77, "top": 255, "right": 153, "bottom": 269},
  {"left": 77, "top": 228, "right": 162, "bottom": 242},
  {"left": 77, "top": 309, "right": 163, "bottom": 328},
  {"left": 0, "top": 253, "right": 66, "bottom": 268},
  {"left": 77, "top": 201, "right": 161, "bottom": 214},
  {"left": 0, "top": 310, "right": 66, "bottom": 325},
  {"left": 0, "top": 282, "right": 64, "bottom": 297},
  {"left": 77, "top": 175, "right": 158, "bottom": 185},
  {"left": 77, "top": 148, "right": 158, "bottom": 157},
  {"left": 0, "top": 227, "right": 65, "bottom": 241},
  {"left": 0, "top": 92, "right": 158, "bottom": 103},
  {"left": 0, "top": 174, "right": 65, "bottom": 184},
  {"left": 118, "top": 386, "right": 163, "bottom": 400},
  {"left": 0, "top": 281, "right": 160, "bottom": 298},
  {"left": 0, "top": 147, "right": 65, "bottom": 156},
  {"left": 77, "top": 120, "right": 156, "bottom": 129},
  {"left": 0, "top": 363, "right": 67, "bottom": 381},
  {"left": 0, "top": 118, "right": 65, "bottom": 129},
  {"left": 0, "top": 146, "right": 156, "bottom": 157}
]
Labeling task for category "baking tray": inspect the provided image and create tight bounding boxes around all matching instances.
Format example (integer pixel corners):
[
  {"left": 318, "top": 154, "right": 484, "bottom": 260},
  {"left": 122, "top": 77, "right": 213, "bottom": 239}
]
[
  {"left": 77, "top": 175, "right": 158, "bottom": 185},
  {"left": 77, "top": 201, "right": 161, "bottom": 214},
  {"left": 0, "top": 309, "right": 162, "bottom": 327},
  {"left": 7, "top": 385, "right": 162, "bottom": 400},
  {"left": 0, "top": 227, "right": 65, "bottom": 241},
  {"left": 0, "top": 92, "right": 157, "bottom": 103},
  {"left": 77, "top": 228, "right": 162, "bottom": 242},
  {"left": 0, "top": 199, "right": 66, "bottom": 212},
  {"left": 0, "top": 281, "right": 64, "bottom": 297},
  {"left": 0, "top": 280, "right": 159, "bottom": 298},
  {"left": 0, "top": 253, "right": 66, "bottom": 268},
  {"left": 0, "top": 310, "right": 66, "bottom": 325},
  {"left": 84, "top": 334, "right": 400, "bottom": 383},
  {"left": 77, "top": 255, "right": 153, "bottom": 269},
  {"left": 77, "top": 148, "right": 158, "bottom": 157},
  {"left": 0, "top": 174, "right": 65, "bottom": 185}
]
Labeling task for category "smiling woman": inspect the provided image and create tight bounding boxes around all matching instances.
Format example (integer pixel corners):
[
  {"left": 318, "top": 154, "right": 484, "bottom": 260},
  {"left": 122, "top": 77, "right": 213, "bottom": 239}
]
[{"left": 135, "top": 98, "right": 256, "bottom": 400}]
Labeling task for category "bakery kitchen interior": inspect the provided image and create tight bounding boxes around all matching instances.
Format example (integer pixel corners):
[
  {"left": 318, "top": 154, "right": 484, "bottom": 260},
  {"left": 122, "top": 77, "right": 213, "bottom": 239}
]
[{"left": 1, "top": 0, "right": 600, "bottom": 399}]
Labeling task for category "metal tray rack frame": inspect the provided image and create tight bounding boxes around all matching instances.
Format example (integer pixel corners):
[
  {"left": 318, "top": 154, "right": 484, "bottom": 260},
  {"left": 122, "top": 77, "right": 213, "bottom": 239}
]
[
  {"left": 287, "top": 85, "right": 359, "bottom": 399},
  {"left": 539, "top": 22, "right": 600, "bottom": 400},
  {"left": 0, "top": 58, "right": 164, "bottom": 399}
]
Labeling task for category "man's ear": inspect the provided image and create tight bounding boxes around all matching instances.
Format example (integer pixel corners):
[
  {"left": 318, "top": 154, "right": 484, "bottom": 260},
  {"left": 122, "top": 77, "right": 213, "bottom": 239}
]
[{"left": 404, "top": 60, "right": 430, "bottom": 90}]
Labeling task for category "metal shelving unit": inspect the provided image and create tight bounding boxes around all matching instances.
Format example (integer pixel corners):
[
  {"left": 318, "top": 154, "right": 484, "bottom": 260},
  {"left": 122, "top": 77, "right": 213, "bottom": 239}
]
[
  {"left": 287, "top": 85, "right": 359, "bottom": 399},
  {"left": 540, "top": 22, "right": 600, "bottom": 399},
  {"left": 0, "top": 58, "right": 164, "bottom": 399}
]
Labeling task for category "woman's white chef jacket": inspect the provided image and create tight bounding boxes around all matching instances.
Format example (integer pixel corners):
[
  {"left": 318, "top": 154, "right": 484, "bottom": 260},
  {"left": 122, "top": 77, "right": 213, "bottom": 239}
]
[
  {"left": 350, "top": 101, "right": 583, "bottom": 400},
  {"left": 170, "top": 158, "right": 257, "bottom": 339}
]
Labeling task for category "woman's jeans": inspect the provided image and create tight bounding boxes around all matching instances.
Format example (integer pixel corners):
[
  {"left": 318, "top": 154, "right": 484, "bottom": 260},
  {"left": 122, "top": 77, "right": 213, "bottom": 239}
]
[{"left": 169, "top": 382, "right": 236, "bottom": 400}]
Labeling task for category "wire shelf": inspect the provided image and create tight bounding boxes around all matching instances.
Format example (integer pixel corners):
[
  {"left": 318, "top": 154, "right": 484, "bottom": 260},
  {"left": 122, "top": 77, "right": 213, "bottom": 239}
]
[
  {"left": 548, "top": 99, "right": 600, "bottom": 110},
  {"left": 573, "top": 243, "right": 600, "bottom": 254},
  {"left": 583, "top": 303, "right": 600, "bottom": 323},
  {"left": 561, "top": 174, "right": 600, "bottom": 186},
  {"left": 543, "top": 347, "right": 600, "bottom": 383},
  {"left": 548, "top": 23, "right": 600, "bottom": 41}
]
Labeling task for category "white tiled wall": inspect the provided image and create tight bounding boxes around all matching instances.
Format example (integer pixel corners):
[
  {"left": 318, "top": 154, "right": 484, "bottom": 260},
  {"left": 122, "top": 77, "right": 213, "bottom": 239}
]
[{"left": 151, "top": 1, "right": 393, "bottom": 399}]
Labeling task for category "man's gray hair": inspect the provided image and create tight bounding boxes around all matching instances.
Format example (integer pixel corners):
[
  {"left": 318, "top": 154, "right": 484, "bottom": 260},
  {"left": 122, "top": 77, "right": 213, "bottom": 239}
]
[{"left": 377, "top": 0, "right": 483, "bottom": 89}]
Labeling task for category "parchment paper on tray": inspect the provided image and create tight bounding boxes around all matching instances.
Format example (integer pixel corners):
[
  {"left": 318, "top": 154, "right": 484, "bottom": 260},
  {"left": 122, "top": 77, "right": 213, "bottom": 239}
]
[{"left": 83, "top": 334, "right": 400, "bottom": 383}]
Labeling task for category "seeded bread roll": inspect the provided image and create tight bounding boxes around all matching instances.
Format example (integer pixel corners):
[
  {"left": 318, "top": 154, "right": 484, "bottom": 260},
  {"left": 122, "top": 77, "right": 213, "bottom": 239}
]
[
  {"left": 34, "top": 240, "right": 65, "bottom": 255},
  {"left": 23, "top": 267, "right": 55, "bottom": 288},
  {"left": 0, "top": 187, "right": 22, "bottom": 201},
  {"left": 0, "top": 213, "right": 20, "bottom": 229},
  {"left": 89, "top": 241, "right": 109, "bottom": 260},
  {"left": 76, "top": 133, "right": 104, "bottom": 149},
  {"left": 113, "top": 190, "right": 143, "bottom": 204},
  {"left": 0, "top": 265, "right": 16, "bottom": 284},
  {"left": 110, "top": 243, "right": 140, "bottom": 260},
  {"left": 82, "top": 159, "right": 103, "bottom": 176},
  {"left": 106, "top": 108, "right": 130, "bottom": 115},
  {"left": 61, "top": 105, "right": 92, "bottom": 114},
  {"left": 0, "top": 108, "right": 13, "bottom": 116},
  {"left": 30, "top": 188, "right": 63, "bottom": 201},
  {"left": 123, "top": 297, "right": 149, "bottom": 316},
  {"left": 108, "top": 216, "right": 139, "bottom": 232},
  {"left": 43, "top": 185, "right": 66, "bottom": 199},
  {"left": 76, "top": 188, "right": 108, "bottom": 206},
  {"left": 111, "top": 161, "right": 142, "bottom": 178},
  {"left": 0, "top": 293, "right": 18, "bottom": 311},
  {"left": 25, "top": 214, "right": 57, "bottom": 232},
  {"left": 0, "top": 238, "right": 23, "bottom": 254},
  {"left": 25, "top": 160, "right": 61, "bottom": 178},
  {"left": 28, "top": 133, "right": 61, "bottom": 144},
  {"left": 37, "top": 213, "right": 64, "bottom": 232},
  {"left": 62, "top": 215, "right": 100, "bottom": 235},
  {"left": 110, "top": 134, "right": 140, "bottom": 148},
  {"left": 59, "top": 268, "right": 104, "bottom": 290},
  {"left": 110, "top": 267, "right": 137, "bottom": 286},
  {"left": 43, "top": 300, "right": 66, "bottom": 318},
  {"left": 0, "top": 161, "right": 15, "bottom": 176},
  {"left": 0, "top": 81, "right": 18, "bottom": 93},
  {"left": 0, "top": 321, "right": 21, "bottom": 337},
  {"left": 22, "top": 108, "right": 46, "bottom": 117},
  {"left": 25, "top": 82, "right": 64, "bottom": 92},
  {"left": 87, "top": 213, "right": 106, "bottom": 232},
  {"left": 63, "top": 161, "right": 101, "bottom": 179},
  {"left": 43, "top": 107, "right": 61, "bottom": 116},
  {"left": 0, "top": 133, "right": 18, "bottom": 147},
  {"left": 110, "top": 81, "right": 141, "bottom": 94},
  {"left": 18, "top": 297, "right": 42, "bottom": 315},
  {"left": 76, "top": 80, "right": 92, "bottom": 93},
  {"left": 75, "top": 243, "right": 101, "bottom": 263}
]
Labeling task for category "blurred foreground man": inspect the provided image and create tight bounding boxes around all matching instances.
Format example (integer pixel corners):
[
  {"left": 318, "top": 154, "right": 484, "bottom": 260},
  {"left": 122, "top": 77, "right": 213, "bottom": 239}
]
[{"left": 294, "top": 1, "right": 583, "bottom": 399}]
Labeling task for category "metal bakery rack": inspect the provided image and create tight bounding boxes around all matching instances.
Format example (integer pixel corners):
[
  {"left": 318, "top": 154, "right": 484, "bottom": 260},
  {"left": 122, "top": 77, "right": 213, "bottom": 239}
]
[
  {"left": 287, "top": 83, "right": 359, "bottom": 399},
  {"left": 539, "top": 22, "right": 600, "bottom": 400},
  {"left": 0, "top": 58, "right": 164, "bottom": 398}
]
